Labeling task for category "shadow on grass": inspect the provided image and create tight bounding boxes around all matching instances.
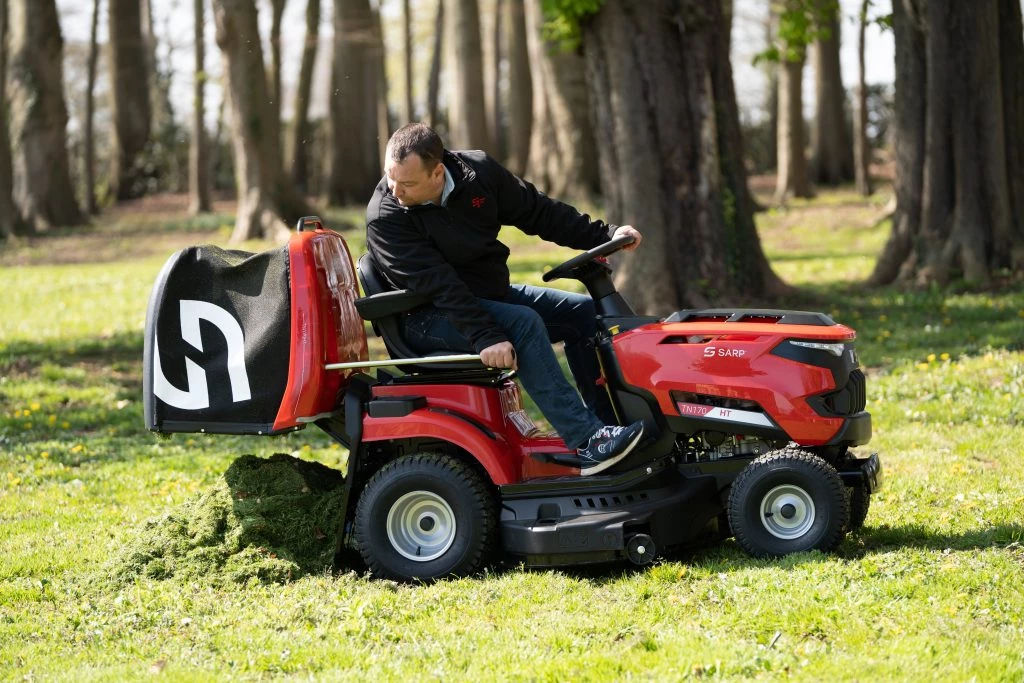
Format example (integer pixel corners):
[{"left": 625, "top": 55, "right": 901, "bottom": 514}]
[
  {"left": 841, "top": 522, "right": 1024, "bottom": 557},
  {"left": 0, "top": 330, "right": 143, "bottom": 375}
]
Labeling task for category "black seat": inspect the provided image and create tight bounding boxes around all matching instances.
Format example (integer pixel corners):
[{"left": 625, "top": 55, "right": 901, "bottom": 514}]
[{"left": 355, "top": 253, "right": 487, "bottom": 373}]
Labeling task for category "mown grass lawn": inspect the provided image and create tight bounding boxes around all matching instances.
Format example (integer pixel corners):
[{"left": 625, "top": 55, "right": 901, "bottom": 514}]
[{"left": 2, "top": 191, "right": 1023, "bottom": 680}]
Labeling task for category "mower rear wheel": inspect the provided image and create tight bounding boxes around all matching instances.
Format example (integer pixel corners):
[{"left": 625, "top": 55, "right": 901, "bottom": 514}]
[
  {"left": 354, "top": 453, "right": 496, "bottom": 581},
  {"left": 728, "top": 447, "right": 850, "bottom": 557}
]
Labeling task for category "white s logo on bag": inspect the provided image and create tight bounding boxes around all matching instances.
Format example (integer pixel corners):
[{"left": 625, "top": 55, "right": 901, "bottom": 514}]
[{"left": 153, "top": 300, "right": 252, "bottom": 410}]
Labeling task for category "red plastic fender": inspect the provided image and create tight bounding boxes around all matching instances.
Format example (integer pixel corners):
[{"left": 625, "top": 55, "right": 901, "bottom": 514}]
[{"left": 362, "top": 410, "right": 518, "bottom": 485}]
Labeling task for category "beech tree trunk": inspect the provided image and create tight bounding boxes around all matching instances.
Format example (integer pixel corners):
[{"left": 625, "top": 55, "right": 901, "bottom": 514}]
[
  {"left": 775, "top": 54, "right": 812, "bottom": 202},
  {"left": 327, "top": 0, "right": 385, "bottom": 205},
  {"left": 582, "top": 0, "right": 788, "bottom": 313},
  {"left": 426, "top": 0, "right": 445, "bottom": 128},
  {"left": 141, "top": 0, "right": 173, "bottom": 132},
  {"left": 525, "top": 0, "right": 598, "bottom": 201},
  {"left": 109, "top": 0, "right": 152, "bottom": 199},
  {"left": 0, "top": 0, "right": 20, "bottom": 238},
  {"left": 504, "top": 0, "right": 531, "bottom": 176},
  {"left": 213, "top": 0, "right": 310, "bottom": 242},
  {"left": 290, "top": 0, "right": 320, "bottom": 193},
  {"left": 83, "top": 0, "right": 101, "bottom": 215},
  {"left": 403, "top": 0, "right": 414, "bottom": 121},
  {"left": 189, "top": 0, "right": 211, "bottom": 214},
  {"left": 853, "top": 0, "right": 872, "bottom": 196},
  {"left": 268, "top": 0, "right": 287, "bottom": 157},
  {"left": 8, "top": 0, "right": 83, "bottom": 230},
  {"left": 446, "top": 0, "right": 489, "bottom": 149},
  {"left": 810, "top": 0, "right": 853, "bottom": 185},
  {"left": 872, "top": 0, "right": 1024, "bottom": 285}
]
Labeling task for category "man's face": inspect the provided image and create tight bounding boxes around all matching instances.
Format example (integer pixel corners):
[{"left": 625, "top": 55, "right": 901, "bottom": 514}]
[{"left": 385, "top": 152, "right": 444, "bottom": 207}]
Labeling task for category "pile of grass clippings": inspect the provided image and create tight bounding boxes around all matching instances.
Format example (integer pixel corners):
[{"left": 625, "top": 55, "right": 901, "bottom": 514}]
[{"left": 109, "top": 454, "right": 345, "bottom": 585}]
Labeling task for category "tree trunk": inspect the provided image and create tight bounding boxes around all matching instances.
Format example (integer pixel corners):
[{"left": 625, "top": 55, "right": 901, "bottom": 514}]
[
  {"left": 8, "top": 0, "right": 83, "bottom": 230},
  {"left": 109, "top": 0, "right": 152, "bottom": 200},
  {"left": 446, "top": 0, "right": 489, "bottom": 149},
  {"left": 583, "top": 0, "right": 788, "bottom": 314},
  {"left": 775, "top": 54, "right": 812, "bottom": 202},
  {"left": 213, "top": 0, "right": 310, "bottom": 242},
  {"left": 268, "top": 0, "right": 287, "bottom": 158},
  {"left": 141, "top": 0, "right": 173, "bottom": 131},
  {"left": 189, "top": 0, "right": 211, "bottom": 214},
  {"left": 810, "top": 0, "right": 853, "bottom": 185},
  {"left": 853, "top": 0, "right": 871, "bottom": 196},
  {"left": 327, "top": 0, "right": 385, "bottom": 205},
  {"left": 0, "top": 0, "right": 21, "bottom": 238},
  {"left": 426, "top": 0, "right": 444, "bottom": 128},
  {"left": 763, "top": 5, "right": 778, "bottom": 172},
  {"left": 504, "top": 0, "right": 530, "bottom": 176},
  {"left": 484, "top": 0, "right": 506, "bottom": 161},
  {"left": 290, "top": 0, "right": 320, "bottom": 193},
  {"left": 525, "top": 0, "right": 598, "bottom": 201},
  {"left": 403, "top": 0, "right": 414, "bottom": 121},
  {"left": 873, "top": 0, "right": 1024, "bottom": 285},
  {"left": 83, "top": 0, "right": 101, "bottom": 215}
]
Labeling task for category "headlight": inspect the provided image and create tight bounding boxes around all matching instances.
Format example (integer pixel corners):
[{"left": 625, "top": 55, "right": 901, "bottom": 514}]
[{"left": 789, "top": 340, "right": 846, "bottom": 357}]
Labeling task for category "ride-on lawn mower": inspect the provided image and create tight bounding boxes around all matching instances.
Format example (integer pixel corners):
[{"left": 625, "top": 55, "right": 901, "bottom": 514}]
[{"left": 143, "top": 217, "right": 882, "bottom": 581}]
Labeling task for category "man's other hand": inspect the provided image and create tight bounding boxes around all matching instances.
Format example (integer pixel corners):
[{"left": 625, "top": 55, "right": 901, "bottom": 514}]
[
  {"left": 612, "top": 225, "right": 642, "bottom": 251},
  {"left": 480, "top": 341, "right": 517, "bottom": 370}
]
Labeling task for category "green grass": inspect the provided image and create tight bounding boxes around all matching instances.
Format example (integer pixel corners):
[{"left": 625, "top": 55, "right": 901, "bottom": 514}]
[{"left": 2, "top": 193, "right": 1024, "bottom": 680}]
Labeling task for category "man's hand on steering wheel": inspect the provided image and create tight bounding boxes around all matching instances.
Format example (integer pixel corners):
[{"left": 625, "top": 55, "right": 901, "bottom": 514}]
[{"left": 612, "top": 225, "right": 642, "bottom": 251}]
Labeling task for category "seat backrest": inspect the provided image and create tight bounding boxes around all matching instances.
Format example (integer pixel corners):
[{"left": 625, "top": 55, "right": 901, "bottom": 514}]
[{"left": 356, "top": 252, "right": 485, "bottom": 372}]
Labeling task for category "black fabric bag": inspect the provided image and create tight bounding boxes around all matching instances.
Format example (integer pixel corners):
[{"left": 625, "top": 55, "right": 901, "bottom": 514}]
[{"left": 143, "top": 245, "right": 291, "bottom": 434}]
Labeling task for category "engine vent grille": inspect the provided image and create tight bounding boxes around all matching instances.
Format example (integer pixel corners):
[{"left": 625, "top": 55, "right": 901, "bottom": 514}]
[{"left": 573, "top": 492, "right": 649, "bottom": 509}]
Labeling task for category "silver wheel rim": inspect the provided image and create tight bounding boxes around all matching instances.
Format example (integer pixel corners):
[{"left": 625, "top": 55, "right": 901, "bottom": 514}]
[
  {"left": 760, "top": 484, "right": 815, "bottom": 540},
  {"left": 386, "top": 491, "right": 456, "bottom": 562}
]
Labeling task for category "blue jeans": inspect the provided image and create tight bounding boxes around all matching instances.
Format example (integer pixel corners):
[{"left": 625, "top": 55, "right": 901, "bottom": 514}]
[{"left": 400, "top": 284, "right": 614, "bottom": 448}]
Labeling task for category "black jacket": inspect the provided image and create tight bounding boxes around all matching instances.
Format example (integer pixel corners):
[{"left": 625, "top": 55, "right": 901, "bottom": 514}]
[{"left": 366, "top": 150, "right": 614, "bottom": 352}]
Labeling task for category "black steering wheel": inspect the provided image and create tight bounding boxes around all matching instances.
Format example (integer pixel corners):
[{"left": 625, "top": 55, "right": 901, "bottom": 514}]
[{"left": 542, "top": 234, "right": 636, "bottom": 283}]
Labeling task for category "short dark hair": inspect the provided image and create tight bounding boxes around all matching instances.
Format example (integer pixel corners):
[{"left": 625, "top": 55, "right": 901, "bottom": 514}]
[{"left": 386, "top": 123, "right": 444, "bottom": 168}]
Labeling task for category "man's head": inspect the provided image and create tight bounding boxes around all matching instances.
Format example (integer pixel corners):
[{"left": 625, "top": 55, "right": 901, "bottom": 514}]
[{"left": 385, "top": 123, "right": 446, "bottom": 206}]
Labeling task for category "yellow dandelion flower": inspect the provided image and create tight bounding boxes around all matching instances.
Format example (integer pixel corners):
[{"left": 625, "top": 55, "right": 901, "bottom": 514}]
[
  {"left": 23, "top": 409, "right": 31, "bottom": 417},
  {"left": 61, "top": 422, "right": 70, "bottom": 429},
  {"left": 70, "top": 444, "right": 83, "bottom": 454},
  {"left": 48, "top": 415, "right": 56, "bottom": 424},
  {"left": 24, "top": 422, "right": 32, "bottom": 429},
  {"left": 30, "top": 402, "right": 40, "bottom": 411},
  {"left": 41, "top": 451, "right": 49, "bottom": 459},
  {"left": 917, "top": 363, "right": 929, "bottom": 370},
  {"left": 927, "top": 353, "right": 936, "bottom": 363},
  {"left": 940, "top": 353, "right": 950, "bottom": 361},
  {"left": 878, "top": 314, "right": 887, "bottom": 322}
]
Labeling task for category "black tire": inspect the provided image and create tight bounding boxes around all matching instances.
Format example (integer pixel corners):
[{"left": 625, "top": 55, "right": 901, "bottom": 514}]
[
  {"left": 354, "top": 453, "right": 496, "bottom": 581},
  {"left": 728, "top": 447, "right": 850, "bottom": 558},
  {"left": 846, "top": 485, "right": 871, "bottom": 532}
]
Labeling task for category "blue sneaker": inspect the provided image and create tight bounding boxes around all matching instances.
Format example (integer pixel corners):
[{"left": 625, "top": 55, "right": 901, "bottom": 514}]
[{"left": 577, "top": 421, "right": 645, "bottom": 476}]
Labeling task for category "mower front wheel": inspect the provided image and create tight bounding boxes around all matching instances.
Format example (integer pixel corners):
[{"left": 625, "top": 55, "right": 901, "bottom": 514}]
[
  {"left": 354, "top": 453, "right": 496, "bottom": 581},
  {"left": 728, "top": 447, "right": 850, "bottom": 558}
]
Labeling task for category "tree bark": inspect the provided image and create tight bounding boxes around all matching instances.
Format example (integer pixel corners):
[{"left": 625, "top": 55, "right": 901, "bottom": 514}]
[
  {"left": 426, "top": 0, "right": 444, "bottom": 128},
  {"left": 582, "top": 0, "right": 788, "bottom": 314},
  {"left": 189, "top": 0, "right": 211, "bottom": 214},
  {"left": 213, "top": 0, "right": 310, "bottom": 242},
  {"left": 853, "top": 0, "right": 872, "bottom": 196},
  {"left": 109, "top": 0, "right": 152, "bottom": 200},
  {"left": 8, "top": 0, "right": 83, "bottom": 230},
  {"left": 268, "top": 0, "right": 287, "bottom": 158},
  {"left": 141, "top": 0, "right": 173, "bottom": 132},
  {"left": 504, "top": 0, "right": 531, "bottom": 176},
  {"left": 403, "top": 0, "right": 414, "bottom": 121},
  {"left": 446, "top": 0, "right": 489, "bottom": 149},
  {"left": 488, "top": 0, "right": 506, "bottom": 161},
  {"left": 525, "top": 0, "right": 598, "bottom": 201},
  {"left": 0, "top": 0, "right": 21, "bottom": 238},
  {"left": 873, "top": 0, "right": 1024, "bottom": 285},
  {"left": 83, "top": 0, "right": 101, "bottom": 215},
  {"left": 290, "top": 0, "right": 320, "bottom": 193},
  {"left": 774, "top": 54, "right": 812, "bottom": 202},
  {"left": 327, "top": 0, "right": 386, "bottom": 205},
  {"left": 810, "top": 0, "right": 853, "bottom": 185}
]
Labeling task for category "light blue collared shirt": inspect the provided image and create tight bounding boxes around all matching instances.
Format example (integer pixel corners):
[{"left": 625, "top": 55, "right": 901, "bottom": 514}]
[{"left": 424, "top": 166, "right": 455, "bottom": 207}]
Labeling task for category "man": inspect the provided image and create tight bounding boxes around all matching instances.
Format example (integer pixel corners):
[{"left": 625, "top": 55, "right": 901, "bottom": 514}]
[{"left": 365, "top": 123, "right": 644, "bottom": 476}]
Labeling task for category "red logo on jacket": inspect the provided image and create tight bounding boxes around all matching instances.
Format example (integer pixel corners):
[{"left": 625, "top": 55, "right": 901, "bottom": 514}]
[{"left": 471, "top": 196, "right": 486, "bottom": 208}]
